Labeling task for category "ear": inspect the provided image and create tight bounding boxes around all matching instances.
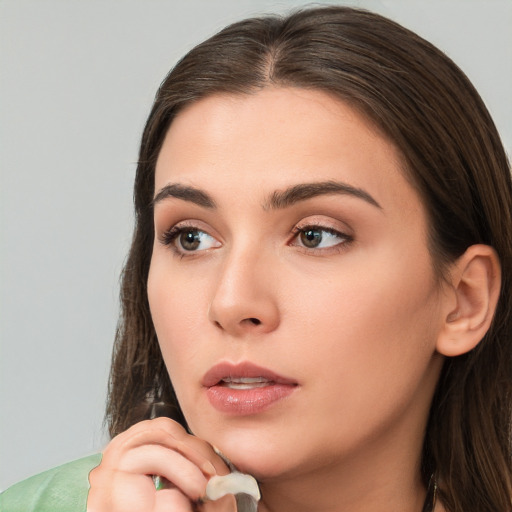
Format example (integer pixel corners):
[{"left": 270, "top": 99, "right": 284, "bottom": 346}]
[{"left": 437, "top": 244, "right": 501, "bottom": 357}]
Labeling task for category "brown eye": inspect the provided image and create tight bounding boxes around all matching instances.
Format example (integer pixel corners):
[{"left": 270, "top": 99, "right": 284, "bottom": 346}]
[
  {"left": 300, "top": 229, "right": 323, "bottom": 248},
  {"left": 294, "top": 225, "right": 351, "bottom": 251},
  {"left": 179, "top": 230, "right": 201, "bottom": 251},
  {"left": 162, "top": 226, "right": 221, "bottom": 254}
]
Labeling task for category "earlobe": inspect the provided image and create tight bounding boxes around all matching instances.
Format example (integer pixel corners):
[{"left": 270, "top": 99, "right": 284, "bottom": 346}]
[{"left": 437, "top": 244, "right": 501, "bottom": 357}]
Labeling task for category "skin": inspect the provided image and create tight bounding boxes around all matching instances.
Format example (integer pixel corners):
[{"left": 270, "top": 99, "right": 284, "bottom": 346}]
[
  {"left": 87, "top": 417, "right": 235, "bottom": 512},
  {"left": 146, "top": 87, "right": 448, "bottom": 511},
  {"left": 87, "top": 86, "right": 487, "bottom": 511}
]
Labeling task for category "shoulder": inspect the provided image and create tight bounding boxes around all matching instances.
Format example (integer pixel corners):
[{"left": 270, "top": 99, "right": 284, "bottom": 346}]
[{"left": 0, "top": 453, "right": 102, "bottom": 512}]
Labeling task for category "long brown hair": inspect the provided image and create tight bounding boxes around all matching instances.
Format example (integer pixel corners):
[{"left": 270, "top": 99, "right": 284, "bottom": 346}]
[{"left": 106, "top": 7, "right": 512, "bottom": 511}]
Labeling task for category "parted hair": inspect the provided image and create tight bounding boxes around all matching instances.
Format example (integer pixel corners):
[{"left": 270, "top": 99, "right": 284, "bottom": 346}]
[{"left": 106, "top": 7, "right": 512, "bottom": 511}]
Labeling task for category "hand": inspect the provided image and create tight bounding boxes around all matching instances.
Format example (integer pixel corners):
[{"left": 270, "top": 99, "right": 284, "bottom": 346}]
[{"left": 87, "top": 417, "right": 236, "bottom": 512}]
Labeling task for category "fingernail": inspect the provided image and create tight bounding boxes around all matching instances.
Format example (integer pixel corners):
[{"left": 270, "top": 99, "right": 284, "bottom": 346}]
[{"left": 202, "top": 460, "right": 217, "bottom": 476}]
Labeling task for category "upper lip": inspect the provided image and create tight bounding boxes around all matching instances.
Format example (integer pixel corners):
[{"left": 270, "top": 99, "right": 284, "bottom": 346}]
[{"left": 202, "top": 361, "right": 298, "bottom": 388}]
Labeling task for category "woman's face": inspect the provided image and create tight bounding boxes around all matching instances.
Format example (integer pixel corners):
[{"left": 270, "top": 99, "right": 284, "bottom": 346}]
[{"left": 148, "top": 87, "right": 446, "bottom": 480}]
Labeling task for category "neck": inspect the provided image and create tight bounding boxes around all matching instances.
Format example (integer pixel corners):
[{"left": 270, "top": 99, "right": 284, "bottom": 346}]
[
  {"left": 257, "top": 406, "right": 432, "bottom": 512},
  {"left": 257, "top": 455, "right": 426, "bottom": 512}
]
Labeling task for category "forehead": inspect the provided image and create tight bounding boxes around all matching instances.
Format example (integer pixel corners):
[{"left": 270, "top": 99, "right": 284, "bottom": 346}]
[{"left": 154, "top": 87, "right": 418, "bottom": 215}]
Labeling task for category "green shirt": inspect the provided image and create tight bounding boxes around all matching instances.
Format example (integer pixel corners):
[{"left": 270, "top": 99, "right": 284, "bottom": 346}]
[{"left": 0, "top": 454, "right": 102, "bottom": 512}]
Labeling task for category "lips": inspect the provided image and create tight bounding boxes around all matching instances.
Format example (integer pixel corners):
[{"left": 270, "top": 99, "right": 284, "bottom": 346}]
[
  {"left": 202, "top": 362, "right": 296, "bottom": 388},
  {"left": 202, "top": 362, "right": 298, "bottom": 415}
]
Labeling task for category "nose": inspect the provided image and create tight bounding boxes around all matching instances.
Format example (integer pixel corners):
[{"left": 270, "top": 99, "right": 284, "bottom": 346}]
[{"left": 208, "top": 247, "right": 280, "bottom": 337}]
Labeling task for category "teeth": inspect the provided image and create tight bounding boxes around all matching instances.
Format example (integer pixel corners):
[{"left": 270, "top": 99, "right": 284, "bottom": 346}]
[
  {"left": 221, "top": 377, "right": 271, "bottom": 389},
  {"left": 224, "top": 382, "right": 269, "bottom": 389},
  {"left": 223, "top": 377, "right": 268, "bottom": 383}
]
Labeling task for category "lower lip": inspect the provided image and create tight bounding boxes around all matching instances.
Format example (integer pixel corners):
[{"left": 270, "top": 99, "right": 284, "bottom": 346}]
[{"left": 205, "top": 383, "right": 296, "bottom": 415}]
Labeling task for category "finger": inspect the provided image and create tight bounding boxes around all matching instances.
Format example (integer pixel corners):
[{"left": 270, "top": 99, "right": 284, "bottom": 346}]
[
  {"left": 201, "top": 494, "right": 237, "bottom": 512},
  {"left": 146, "top": 419, "right": 231, "bottom": 477},
  {"left": 163, "top": 432, "right": 231, "bottom": 477},
  {"left": 154, "top": 488, "right": 194, "bottom": 512},
  {"left": 104, "top": 426, "right": 217, "bottom": 478},
  {"left": 112, "top": 419, "right": 185, "bottom": 452},
  {"left": 107, "top": 418, "right": 187, "bottom": 450},
  {"left": 119, "top": 444, "right": 208, "bottom": 500},
  {"left": 88, "top": 470, "right": 156, "bottom": 512},
  {"left": 109, "top": 419, "right": 230, "bottom": 477}
]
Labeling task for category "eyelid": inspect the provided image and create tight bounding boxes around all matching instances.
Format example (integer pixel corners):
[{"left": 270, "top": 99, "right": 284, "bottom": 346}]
[
  {"left": 157, "top": 218, "right": 217, "bottom": 241},
  {"left": 158, "top": 220, "right": 222, "bottom": 255},
  {"left": 289, "top": 218, "right": 354, "bottom": 253},
  {"left": 292, "top": 216, "right": 352, "bottom": 236}
]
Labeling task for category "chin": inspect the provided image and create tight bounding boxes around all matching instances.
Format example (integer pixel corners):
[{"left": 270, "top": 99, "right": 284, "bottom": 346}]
[
  {"left": 225, "top": 451, "right": 289, "bottom": 481},
  {"left": 206, "top": 428, "right": 298, "bottom": 480}
]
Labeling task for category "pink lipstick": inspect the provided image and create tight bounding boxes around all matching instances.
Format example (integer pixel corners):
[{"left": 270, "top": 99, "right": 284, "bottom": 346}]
[{"left": 202, "top": 362, "right": 298, "bottom": 415}]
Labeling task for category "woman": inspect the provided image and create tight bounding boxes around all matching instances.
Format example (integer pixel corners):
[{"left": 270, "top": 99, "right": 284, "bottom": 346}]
[{"left": 2, "top": 6, "right": 511, "bottom": 512}]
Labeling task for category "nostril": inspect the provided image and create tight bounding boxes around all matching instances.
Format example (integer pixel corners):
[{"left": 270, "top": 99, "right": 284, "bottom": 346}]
[{"left": 248, "top": 318, "right": 261, "bottom": 325}]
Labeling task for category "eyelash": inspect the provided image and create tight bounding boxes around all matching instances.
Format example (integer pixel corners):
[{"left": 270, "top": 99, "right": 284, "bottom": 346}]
[
  {"left": 290, "top": 223, "right": 353, "bottom": 253},
  {"left": 159, "top": 225, "right": 188, "bottom": 247},
  {"left": 158, "top": 224, "right": 219, "bottom": 257},
  {"left": 159, "top": 222, "right": 353, "bottom": 256}
]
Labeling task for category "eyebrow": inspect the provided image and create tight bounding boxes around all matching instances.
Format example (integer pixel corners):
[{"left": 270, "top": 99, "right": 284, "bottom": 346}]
[
  {"left": 264, "top": 180, "right": 382, "bottom": 210},
  {"left": 153, "top": 183, "right": 216, "bottom": 208},
  {"left": 152, "top": 180, "right": 381, "bottom": 210}
]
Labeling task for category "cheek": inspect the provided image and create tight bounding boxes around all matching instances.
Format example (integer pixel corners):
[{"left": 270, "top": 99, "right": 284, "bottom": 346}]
[
  {"left": 287, "top": 248, "right": 441, "bottom": 402},
  {"left": 265, "top": 272, "right": 440, "bottom": 466},
  {"left": 147, "top": 259, "right": 209, "bottom": 380}
]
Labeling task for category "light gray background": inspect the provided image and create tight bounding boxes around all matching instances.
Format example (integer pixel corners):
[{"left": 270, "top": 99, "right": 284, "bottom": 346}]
[{"left": 1, "top": 0, "right": 511, "bottom": 491}]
